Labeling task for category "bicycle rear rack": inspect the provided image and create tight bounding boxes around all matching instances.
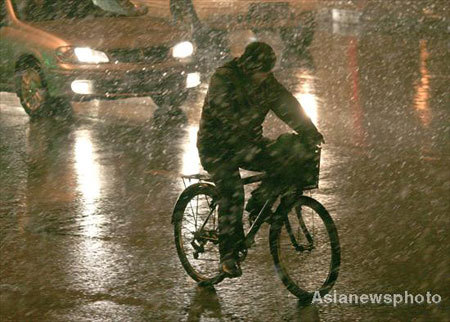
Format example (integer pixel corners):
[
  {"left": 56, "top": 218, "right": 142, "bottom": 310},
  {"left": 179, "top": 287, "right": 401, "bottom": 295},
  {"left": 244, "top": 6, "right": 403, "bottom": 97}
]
[{"left": 181, "top": 171, "right": 319, "bottom": 191}]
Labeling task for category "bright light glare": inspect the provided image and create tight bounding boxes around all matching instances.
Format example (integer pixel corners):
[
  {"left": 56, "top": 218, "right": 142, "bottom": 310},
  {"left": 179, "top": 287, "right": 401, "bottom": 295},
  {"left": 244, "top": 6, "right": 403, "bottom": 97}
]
[
  {"left": 186, "top": 72, "right": 201, "bottom": 88},
  {"left": 182, "top": 126, "right": 201, "bottom": 175},
  {"left": 297, "top": 93, "right": 318, "bottom": 126},
  {"left": 172, "top": 41, "right": 194, "bottom": 58},
  {"left": 294, "top": 75, "right": 319, "bottom": 126},
  {"left": 74, "top": 47, "right": 109, "bottom": 63},
  {"left": 71, "top": 80, "right": 94, "bottom": 94}
]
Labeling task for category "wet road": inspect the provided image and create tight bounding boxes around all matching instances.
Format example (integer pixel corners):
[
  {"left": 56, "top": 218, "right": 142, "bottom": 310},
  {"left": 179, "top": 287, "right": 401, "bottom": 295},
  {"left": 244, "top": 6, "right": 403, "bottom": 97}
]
[{"left": 1, "top": 8, "right": 449, "bottom": 322}]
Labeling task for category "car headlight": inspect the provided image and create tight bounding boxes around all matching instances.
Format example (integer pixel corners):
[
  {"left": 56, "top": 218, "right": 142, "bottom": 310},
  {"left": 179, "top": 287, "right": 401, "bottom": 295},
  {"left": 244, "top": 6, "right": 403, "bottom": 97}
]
[
  {"left": 56, "top": 47, "right": 109, "bottom": 64},
  {"left": 172, "top": 41, "right": 194, "bottom": 58}
]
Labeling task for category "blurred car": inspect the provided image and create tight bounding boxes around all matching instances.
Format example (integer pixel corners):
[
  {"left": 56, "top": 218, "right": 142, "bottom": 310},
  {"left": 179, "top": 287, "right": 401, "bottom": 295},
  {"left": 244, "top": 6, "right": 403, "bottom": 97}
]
[
  {"left": 0, "top": 0, "right": 201, "bottom": 116},
  {"left": 164, "top": 0, "right": 317, "bottom": 72}
]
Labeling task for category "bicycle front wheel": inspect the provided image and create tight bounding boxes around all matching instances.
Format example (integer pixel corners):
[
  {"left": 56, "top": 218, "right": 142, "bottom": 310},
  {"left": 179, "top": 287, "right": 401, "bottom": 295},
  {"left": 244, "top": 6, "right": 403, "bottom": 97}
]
[
  {"left": 269, "top": 196, "right": 340, "bottom": 302},
  {"left": 173, "top": 183, "right": 224, "bottom": 285}
]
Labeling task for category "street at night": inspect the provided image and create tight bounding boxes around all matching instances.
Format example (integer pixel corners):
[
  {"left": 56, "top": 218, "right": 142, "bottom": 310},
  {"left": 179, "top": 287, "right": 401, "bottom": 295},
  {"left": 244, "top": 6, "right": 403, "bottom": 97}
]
[{"left": 1, "top": 1, "right": 449, "bottom": 321}]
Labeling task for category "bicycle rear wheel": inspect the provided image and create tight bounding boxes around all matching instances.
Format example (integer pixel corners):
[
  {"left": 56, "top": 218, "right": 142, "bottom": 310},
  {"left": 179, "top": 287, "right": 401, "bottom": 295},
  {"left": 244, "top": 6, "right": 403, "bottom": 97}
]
[
  {"left": 173, "top": 183, "right": 224, "bottom": 285},
  {"left": 269, "top": 196, "right": 340, "bottom": 302}
]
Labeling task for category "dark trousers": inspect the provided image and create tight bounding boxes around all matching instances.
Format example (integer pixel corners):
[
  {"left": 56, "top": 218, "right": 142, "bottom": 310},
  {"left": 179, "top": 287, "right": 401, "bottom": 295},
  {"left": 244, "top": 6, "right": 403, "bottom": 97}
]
[{"left": 199, "top": 134, "right": 307, "bottom": 261}]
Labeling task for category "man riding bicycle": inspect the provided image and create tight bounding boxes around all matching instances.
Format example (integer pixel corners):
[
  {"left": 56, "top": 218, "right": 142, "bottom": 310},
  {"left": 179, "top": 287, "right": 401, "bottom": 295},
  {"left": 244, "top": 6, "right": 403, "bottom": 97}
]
[{"left": 197, "top": 42, "right": 323, "bottom": 278}]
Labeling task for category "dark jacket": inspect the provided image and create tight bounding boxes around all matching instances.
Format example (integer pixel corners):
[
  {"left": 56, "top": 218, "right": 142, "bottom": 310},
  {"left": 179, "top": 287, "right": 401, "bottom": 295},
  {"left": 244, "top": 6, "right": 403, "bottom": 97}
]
[{"left": 197, "top": 59, "right": 318, "bottom": 159}]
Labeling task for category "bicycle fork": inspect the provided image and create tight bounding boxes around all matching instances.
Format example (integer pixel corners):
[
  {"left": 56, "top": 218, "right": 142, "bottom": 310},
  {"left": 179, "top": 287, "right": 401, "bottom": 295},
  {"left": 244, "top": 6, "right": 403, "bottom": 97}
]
[
  {"left": 289, "top": 208, "right": 315, "bottom": 252},
  {"left": 276, "top": 194, "right": 315, "bottom": 253}
]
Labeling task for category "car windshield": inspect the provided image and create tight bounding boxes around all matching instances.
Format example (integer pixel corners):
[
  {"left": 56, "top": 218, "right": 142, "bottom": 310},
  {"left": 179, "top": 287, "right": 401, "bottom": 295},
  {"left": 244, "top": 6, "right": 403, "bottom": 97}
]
[{"left": 13, "top": 0, "right": 147, "bottom": 22}]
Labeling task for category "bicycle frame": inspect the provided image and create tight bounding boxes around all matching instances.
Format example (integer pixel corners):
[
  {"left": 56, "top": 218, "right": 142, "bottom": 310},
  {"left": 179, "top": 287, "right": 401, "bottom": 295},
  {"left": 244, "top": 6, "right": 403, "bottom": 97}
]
[
  {"left": 243, "top": 198, "right": 274, "bottom": 248},
  {"left": 243, "top": 189, "right": 301, "bottom": 251},
  {"left": 181, "top": 173, "right": 305, "bottom": 255}
]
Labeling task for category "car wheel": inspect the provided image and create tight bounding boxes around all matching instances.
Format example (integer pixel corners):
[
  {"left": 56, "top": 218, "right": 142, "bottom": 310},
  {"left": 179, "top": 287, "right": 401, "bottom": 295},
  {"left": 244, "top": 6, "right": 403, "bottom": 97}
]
[{"left": 15, "top": 61, "right": 71, "bottom": 117}]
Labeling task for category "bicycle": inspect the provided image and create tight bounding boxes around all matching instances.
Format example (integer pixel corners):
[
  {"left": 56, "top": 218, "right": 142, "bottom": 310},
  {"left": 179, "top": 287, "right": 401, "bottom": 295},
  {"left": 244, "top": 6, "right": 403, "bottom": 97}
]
[{"left": 172, "top": 146, "right": 340, "bottom": 302}]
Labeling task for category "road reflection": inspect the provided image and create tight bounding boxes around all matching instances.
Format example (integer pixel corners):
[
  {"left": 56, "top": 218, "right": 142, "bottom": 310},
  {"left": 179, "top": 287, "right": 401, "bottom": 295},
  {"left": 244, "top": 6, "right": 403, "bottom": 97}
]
[
  {"left": 185, "top": 285, "right": 321, "bottom": 322},
  {"left": 74, "top": 129, "right": 103, "bottom": 237},
  {"left": 413, "top": 39, "right": 431, "bottom": 128},
  {"left": 346, "top": 37, "right": 366, "bottom": 147},
  {"left": 21, "top": 119, "right": 76, "bottom": 234},
  {"left": 181, "top": 125, "right": 201, "bottom": 176},
  {"left": 186, "top": 286, "right": 222, "bottom": 322},
  {"left": 293, "top": 303, "right": 320, "bottom": 322}
]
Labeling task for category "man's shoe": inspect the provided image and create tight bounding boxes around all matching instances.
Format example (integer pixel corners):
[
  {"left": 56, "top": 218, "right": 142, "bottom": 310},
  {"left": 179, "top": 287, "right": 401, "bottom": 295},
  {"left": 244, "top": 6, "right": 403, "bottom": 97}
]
[{"left": 219, "top": 259, "right": 242, "bottom": 278}]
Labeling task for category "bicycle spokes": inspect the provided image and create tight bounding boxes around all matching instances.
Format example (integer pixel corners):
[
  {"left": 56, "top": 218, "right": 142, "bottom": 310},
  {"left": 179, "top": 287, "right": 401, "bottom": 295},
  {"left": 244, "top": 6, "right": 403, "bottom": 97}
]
[{"left": 177, "top": 190, "right": 221, "bottom": 280}]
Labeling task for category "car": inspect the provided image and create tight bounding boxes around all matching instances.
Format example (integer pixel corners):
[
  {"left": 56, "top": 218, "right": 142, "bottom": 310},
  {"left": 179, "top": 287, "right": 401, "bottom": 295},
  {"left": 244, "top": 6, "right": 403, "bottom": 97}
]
[
  {"left": 0, "top": 0, "right": 201, "bottom": 116},
  {"left": 166, "top": 0, "right": 317, "bottom": 72}
]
